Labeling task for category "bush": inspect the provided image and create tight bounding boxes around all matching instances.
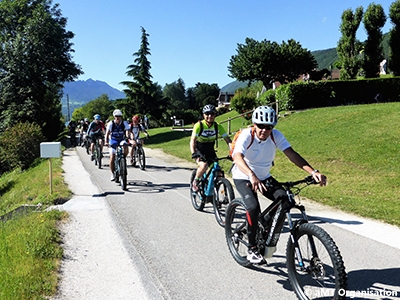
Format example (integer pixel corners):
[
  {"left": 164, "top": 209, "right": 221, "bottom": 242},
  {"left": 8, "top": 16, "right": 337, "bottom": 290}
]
[
  {"left": 258, "top": 88, "right": 276, "bottom": 106},
  {"left": 0, "top": 122, "right": 45, "bottom": 174},
  {"left": 230, "top": 88, "right": 258, "bottom": 119}
]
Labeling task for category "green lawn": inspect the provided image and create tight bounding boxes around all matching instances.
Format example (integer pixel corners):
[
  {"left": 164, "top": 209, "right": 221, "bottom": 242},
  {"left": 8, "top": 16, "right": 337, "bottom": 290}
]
[{"left": 146, "top": 103, "right": 400, "bottom": 227}]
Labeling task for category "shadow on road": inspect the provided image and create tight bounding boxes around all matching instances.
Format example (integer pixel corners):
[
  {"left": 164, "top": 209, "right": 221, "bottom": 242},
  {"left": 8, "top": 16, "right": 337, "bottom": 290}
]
[{"left": 140, "top": 164, "right": 194, "bottom": 172}]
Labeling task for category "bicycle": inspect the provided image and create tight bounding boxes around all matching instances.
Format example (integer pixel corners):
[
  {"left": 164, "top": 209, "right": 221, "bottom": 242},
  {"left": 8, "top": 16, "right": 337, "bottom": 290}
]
[
  {"left": 190, "top": 156, "right": 235, "bottom": 227},
  {"left": 130, "top": 138, "right": 146, "bottom": 170},
  {"left": 114, "top": 141, "right": 128, "bottom": 191},
  {"left": 82, "top": 132, "right": 90, "bottom": 155},
  {"left": 225, "top": 176, "right": 347, "bottom": 300},
  {"left": 93, "top": 137, "right": 102, "bottom": 169}
]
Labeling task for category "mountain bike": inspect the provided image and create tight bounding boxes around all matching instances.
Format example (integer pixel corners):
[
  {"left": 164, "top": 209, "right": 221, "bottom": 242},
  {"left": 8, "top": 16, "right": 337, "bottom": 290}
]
[
  {"left": 225, "top": 176, "right": 347, "bottom": 300},
  {"left": 190, "top": 156, "right": 235, "bottom": 227},
  {"left": 93, "top": 137, "right": 102, "bottom": 169},
  {"left": 114, "top": 141, "right": 128, "bottom": 191},
  {"left": 131, "top": 138, "right": 146, "bottom": 170}
]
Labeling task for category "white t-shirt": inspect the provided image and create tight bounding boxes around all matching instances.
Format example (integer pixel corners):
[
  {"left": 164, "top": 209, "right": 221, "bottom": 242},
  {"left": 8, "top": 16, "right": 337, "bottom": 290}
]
[{"left": 231, "top": 128, "right": 291, "bottom": 181}]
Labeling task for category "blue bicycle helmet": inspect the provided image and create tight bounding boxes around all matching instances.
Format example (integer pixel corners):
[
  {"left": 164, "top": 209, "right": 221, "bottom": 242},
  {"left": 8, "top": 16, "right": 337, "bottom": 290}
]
[{"left": 93, "top": 114, "right": 101, "bottom": 120}]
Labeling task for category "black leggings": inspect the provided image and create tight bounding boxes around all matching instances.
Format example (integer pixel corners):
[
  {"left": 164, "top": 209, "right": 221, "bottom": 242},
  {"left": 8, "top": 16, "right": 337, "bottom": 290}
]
[{"left": 233, "top": 177, "right": 286, "bottom": 248}]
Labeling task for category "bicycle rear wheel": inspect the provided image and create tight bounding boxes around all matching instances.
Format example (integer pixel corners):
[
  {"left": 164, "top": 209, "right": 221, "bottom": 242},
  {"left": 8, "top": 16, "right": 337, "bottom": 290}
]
[
  {"left": 213, "top": 177, "right": 235, "bottom": 227},
  {"left": 286, "top": 223, "right": 347, "bottom": 300},
  {"left": 119, "top": 157, "right": 127, "bottom": 190},
  {"left": 138, "top": 147, "right": 146, "bottom": 170},
  {"left": 190, "top": 170, "right": 205, "bottom": 211},
  {"left": 225, "top": 199, "right": 252, "bottom": 267}
]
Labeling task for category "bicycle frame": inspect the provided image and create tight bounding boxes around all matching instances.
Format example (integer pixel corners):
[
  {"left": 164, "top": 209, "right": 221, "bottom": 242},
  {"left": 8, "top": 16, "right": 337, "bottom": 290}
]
[{"left": 202, "top": 161, "right": 223, "bottom": 198}]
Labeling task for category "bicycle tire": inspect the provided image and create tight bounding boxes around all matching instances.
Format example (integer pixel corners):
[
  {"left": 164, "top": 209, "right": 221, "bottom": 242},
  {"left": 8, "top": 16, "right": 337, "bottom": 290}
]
[
  {"left": 138, "top": 147, "right": 146, "bottom": 170},
  {"left": 96, "top": 142, "right": 102, "bottom": 169},
  {"left": 213, "top": 177, "right": 235, "bottom": 227},
  {"left": 225, "top": 198, "right": 252, "bottom": 267},
  {"left": 85, "top": 140, "right": 90, "bottom": 154},
  {"left": 286, "top": 223, "right": 347, "bottom": 300},
  {"left": 190, "top": 170, "right": 205, "bottom": 211},
  {"left": 120, "top": 157, "right": 127, "bottom": 190}
]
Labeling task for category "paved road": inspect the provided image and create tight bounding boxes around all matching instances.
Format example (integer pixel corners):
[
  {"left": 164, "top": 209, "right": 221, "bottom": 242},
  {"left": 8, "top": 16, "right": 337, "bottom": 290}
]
[{"left": 55, "top": 146, "right": 400, "bottom": 300}]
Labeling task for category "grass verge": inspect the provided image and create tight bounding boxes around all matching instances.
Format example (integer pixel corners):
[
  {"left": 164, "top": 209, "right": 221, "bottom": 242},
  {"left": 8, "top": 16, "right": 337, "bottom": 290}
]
[
  {"left": 145, "top": 103, "right": 400, "bottom": 227},
  {"left": 0, "top": 157, "right": 70, "bottom": 299}
]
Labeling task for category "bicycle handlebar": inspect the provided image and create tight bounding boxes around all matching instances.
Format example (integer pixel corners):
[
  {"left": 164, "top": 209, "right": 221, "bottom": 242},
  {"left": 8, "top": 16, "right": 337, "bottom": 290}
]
[{"left": 281, "top": 176, "right": 318, "bottom": 188}]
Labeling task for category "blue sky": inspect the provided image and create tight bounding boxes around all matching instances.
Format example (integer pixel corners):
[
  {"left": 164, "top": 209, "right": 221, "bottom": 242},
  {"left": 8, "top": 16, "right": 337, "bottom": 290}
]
[{"left": 56, "top": 0, "right": 395, "bottom": 91}]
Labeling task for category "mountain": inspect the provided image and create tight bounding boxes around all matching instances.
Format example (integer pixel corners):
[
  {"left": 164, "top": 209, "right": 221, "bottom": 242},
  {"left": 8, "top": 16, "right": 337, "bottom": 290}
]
[
  {"left": 220, "top": 81, "right": 250, "bottom": 93},
  {"left": 62, "top": 79, "right": 124, "bottom": 102},
  {"left": 61, "top": 79, "right": 125, "bottom": 117}
]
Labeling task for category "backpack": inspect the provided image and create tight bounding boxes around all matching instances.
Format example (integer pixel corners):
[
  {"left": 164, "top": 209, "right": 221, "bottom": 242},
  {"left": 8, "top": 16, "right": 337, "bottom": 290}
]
[
  {"left": 198, "top": 121, "right": 219, "bottom": 148},
  {"left": 229, "top": 126, "right": 275, "bottom": 157}
]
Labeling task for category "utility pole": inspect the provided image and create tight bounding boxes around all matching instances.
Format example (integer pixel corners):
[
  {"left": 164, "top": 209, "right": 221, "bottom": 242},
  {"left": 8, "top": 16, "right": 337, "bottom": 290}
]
[{"left": 67, "top": 94, "right": 70, "bottom": 122}]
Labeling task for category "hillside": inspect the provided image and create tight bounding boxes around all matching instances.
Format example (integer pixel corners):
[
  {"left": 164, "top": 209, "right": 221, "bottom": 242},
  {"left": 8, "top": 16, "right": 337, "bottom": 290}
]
[
  {"left": 61, "top": 79, "right": 125, "bottom": 118},
  {"left": 311, "top": 32, "right": 390, "bottom": 70}
]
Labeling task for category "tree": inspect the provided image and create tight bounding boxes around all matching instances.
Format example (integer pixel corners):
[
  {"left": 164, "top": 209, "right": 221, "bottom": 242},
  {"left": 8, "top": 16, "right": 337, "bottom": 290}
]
[
  {"left": 362, "top": 3, "right": 386, "bottom": 78},
  {"left": 0, "top": 0, "right": 82, "bottom": 141},
  {"left": 72, "top": 94, "right": 114, "bottom": 122},
  {"left": 228, "top": 38, "right": 317, "bottom": 88},
  {"left": 121, "top": 27, "right": 161, "bottom": 119},
  {"left": 162, "top": 78, "right": 188, "bottom": 111},
  {"left": 389, "top": 0, "right": 400, "bottom": 75},
  {"left": 192, "top": 83, "right": 220, "bottom": 111},
  {"left": 337, "top": 7, "right": 364, "bottom": 79}
]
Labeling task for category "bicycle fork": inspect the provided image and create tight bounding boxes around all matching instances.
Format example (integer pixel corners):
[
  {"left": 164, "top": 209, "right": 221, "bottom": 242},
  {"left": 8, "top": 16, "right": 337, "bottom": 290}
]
[{"left": 287, "top": 206, "right": 318, "bottom": 272}]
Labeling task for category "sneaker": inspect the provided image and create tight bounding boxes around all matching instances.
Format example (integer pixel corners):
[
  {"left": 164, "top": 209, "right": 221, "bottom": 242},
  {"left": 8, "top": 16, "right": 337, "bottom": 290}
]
[
  {"left": 192, "top": 179, "right": 200, "bottom": 192},
  {"left": 110, "top": 174, "right": 115, "bottom": 181},
  {"left": 247, "top": 248, "right": 263, "bottom": 264},
  {"left": 91, "top": 154, "right": 95, "bottom": 161}
]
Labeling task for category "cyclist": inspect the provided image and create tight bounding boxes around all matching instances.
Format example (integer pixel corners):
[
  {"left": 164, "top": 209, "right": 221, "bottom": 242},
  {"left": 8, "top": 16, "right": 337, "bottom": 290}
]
[
  {"left": 87, "top": 114, "right": 105, "bottom": 161},
  {"left": 67, "top": 120, "right": 77, "bottom": 147},
  {"left": 129, "top": 115, "right": 149, "bottom": 166},
  {"left": 105, "top": 109, "right": 130, "bottom": 181},
  {"left": 231, "top": 106, "right": 327, "bottom": 264},
  {"left": 190, "top": 104, "right": 232, "bottom": 192}
]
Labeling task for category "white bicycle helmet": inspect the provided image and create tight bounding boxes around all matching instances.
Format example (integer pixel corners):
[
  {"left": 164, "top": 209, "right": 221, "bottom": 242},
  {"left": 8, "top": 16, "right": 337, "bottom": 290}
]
[
  {"left": 113, "top": 109, "right": 123, "bottom": 117},
  {"left": 202, "top": 104, "right": 217, "bottom": 114},
  {"left": 252, "top": 106, "right": 277, "bottom": 126}
]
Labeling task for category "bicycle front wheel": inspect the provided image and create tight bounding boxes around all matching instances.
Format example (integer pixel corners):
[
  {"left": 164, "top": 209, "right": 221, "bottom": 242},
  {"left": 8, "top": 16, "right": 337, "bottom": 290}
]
[
  {"left": 138, "top": 147, "right": 146, "bottom": 170},
  {"left": 225, "top": 199, "right": 252, "bottom": 267},
  {"left": 213, "top": 177, "right": 235, "bottom": 227},
  {"left": 286, "top": 223, "right": 347, "bottom": 300},
  {"left": 120, "top": 157, "right": 127, "bottom": 191},
  {"left": 190, "top": 170, "right": 205, "bottom": 211},
  {"left": 96, "top": 143, "right": 102, "bottom": 169}
]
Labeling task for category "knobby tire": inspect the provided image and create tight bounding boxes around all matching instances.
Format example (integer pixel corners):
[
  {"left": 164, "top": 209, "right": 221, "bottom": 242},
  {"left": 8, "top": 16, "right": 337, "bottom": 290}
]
[
  {"left": 190, "top": 170, "right": 205, "bottom": 211},
  {"left": 286, "top": 223, "right": 347, "bottom": 300},
  {"left": 213, "top": 177, "right": 235, "bottom": 227},
  {"left": 96, "top": 142, "right": 102, "bottom": 169},
  {"left": 225, "top": 198, "right": 252, "bottom": 267},
  {"left": 120, "top": 157, "right": 127, "bottom": 191},
  {"left": 138, "top": 147, "right": 146, "bottom": 170}
]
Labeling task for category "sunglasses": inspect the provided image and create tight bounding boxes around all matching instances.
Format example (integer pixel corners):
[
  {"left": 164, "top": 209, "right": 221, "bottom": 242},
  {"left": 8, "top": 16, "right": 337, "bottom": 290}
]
[
  {"left": 204, "top": 112, "right": 216, "bottom": 116},
  {"left": 256, "top": 124, "right": 274, "bottom": 130}
]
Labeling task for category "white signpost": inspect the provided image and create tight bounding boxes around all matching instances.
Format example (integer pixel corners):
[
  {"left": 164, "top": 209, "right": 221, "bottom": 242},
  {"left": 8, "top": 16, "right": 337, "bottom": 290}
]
[{"left": 40, "top": 142, "right": 61, "bottom": 194}]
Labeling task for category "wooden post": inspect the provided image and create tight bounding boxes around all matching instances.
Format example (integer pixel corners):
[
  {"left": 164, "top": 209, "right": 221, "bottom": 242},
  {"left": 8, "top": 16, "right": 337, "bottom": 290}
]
[{"left": 49, "top": 158, "right": 53, "bottom": 194}]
